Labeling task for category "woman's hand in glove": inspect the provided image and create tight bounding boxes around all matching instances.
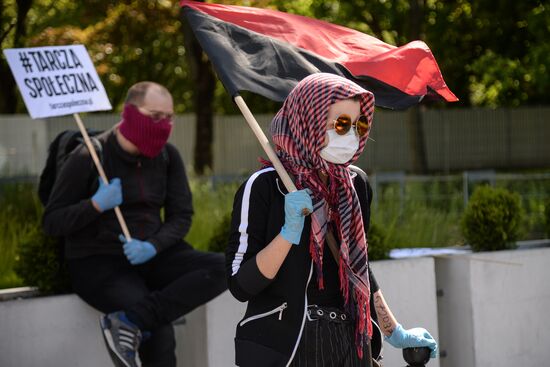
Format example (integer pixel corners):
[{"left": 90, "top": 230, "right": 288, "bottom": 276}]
[{"left": 385, "top": 324, "right": 438, "bottom": 358}]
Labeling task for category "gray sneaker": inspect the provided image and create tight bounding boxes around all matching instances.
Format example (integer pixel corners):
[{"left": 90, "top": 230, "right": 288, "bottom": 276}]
[{"left": 100, "top": 311, "right": 142, "bottom": 367}]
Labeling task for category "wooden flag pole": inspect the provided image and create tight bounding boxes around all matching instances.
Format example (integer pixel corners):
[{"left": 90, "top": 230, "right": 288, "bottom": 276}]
[
  {"left": 234, "top": 95, "right": 297, "bottom": 193},
  {"left": 234, "top": 95, "right": 340, "bottom": 261},
  {"left": 72, "top": 113, "right": 132, "bottom": 240}
]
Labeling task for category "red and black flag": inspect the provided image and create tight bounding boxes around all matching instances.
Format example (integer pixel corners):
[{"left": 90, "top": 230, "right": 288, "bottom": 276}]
[{"left": 180, "top": 0, "right": 457, "bottom": 109}]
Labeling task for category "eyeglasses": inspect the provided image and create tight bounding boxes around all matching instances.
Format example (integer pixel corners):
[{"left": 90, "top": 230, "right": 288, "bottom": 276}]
[
  {"left": 332, "top": 114, "right": 371, "bottom": 137},
  {"left": 139, "top": 106, "right": 174, "bottom": 122}
]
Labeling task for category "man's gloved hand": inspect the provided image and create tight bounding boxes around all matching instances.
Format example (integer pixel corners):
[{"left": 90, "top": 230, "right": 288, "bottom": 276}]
[
  {"left": 385, "top": 324, "right": 438, "bottom": 358},
  {"left": 92, "top": 178, "right": 122, "bottom": 212},
  {"left": 119, "top": 235, "right": 157, "bottom": 265},
  {"left": 280, "top": 189, "right": 313, "bottom": 245}
]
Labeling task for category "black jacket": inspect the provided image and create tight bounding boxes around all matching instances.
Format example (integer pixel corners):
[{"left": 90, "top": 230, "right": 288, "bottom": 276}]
[
  {"left": 43, "top": 129, "right": 193, "bottom": 259},
  {"left": 226, "top": 166, "right": 379, "bottom": 367}
]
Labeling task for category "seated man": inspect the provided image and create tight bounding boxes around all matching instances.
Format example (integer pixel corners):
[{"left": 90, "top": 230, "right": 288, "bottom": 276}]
[{"left": 43, "top": 81, "right": 227, "bottom": 367}]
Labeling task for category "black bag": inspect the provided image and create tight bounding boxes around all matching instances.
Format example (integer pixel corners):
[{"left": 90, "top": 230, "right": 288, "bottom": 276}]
[{"left": 38, "top": 130, "right": 103, "bottom": 206}]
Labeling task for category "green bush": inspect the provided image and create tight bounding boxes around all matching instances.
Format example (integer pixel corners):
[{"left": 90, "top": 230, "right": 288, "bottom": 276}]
[
  {"left": 185, "top": 180, "right": 240, "bottom": 251},
  {"left": 207, "top": 212, "right": 233, "bottom": 253},
  {"left": 545, "top": 199, "right": 550, "bottom": 238},
  {"left": 0, "top": 183, "right": 41, "bottom": 289},
  {"left": 461, "top": 185, "right": 525, "bottom": 252},
  {"left": 0, "top": 182, "right": 71, "bottom": 293},
  {"left": 367, "top": 222, "right": 390, "bottom": 261},
  {"left": 15, "top": 225, "right": 71, "bottom": 295}
]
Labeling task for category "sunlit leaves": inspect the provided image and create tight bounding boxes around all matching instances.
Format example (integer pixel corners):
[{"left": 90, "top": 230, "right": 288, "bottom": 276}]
[{"left": 1, "top": 0, "right": 549, "bottom": 112}]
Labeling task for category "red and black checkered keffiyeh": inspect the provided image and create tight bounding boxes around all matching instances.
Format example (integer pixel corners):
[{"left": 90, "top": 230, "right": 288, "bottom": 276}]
[{"left": 268, "top": 73, "right": 375, "bottom": 356}]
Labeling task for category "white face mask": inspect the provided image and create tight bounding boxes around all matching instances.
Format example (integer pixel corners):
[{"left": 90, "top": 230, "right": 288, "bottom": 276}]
[{"left": 319, "top": 128, "right": 359, "bottom": 164}]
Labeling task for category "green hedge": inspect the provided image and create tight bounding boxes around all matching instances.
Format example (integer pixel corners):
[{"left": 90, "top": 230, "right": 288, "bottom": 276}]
[
  {"left": 207, "top": 212, "right": 232, "bottom": 253},
  {"left": 2, "top": 177, "right": 544, "bottom": 292},
  {"left": 0, "top": 183, "right": 41, "bottom": 289},
  {"left": 367, "top": 222, "right": 390, "bottom": 261},
  {"left": 0, "top": 183, "right": 71, "bottom": 294},
  {"left": 461, "top": 185, "right": 525, "bottom": 252},
  {"left": 545, "top": 199, "right": 550, "bottom": 239},
  {"left": 15, "top": 226, "right": 71, "bottom": 295}
]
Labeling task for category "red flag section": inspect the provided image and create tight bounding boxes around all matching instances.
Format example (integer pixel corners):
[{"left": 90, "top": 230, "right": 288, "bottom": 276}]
[{"left": 181, "top": 1, "right": 457, "bottom": 103}]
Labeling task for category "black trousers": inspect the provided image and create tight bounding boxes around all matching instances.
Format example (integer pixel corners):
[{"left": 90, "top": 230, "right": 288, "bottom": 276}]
[
  {"left": 68, "top": 242, "right": 227, "bottom": 367},
  {"left": 290, "top": 306, "right": 375, "bottom": 367}
]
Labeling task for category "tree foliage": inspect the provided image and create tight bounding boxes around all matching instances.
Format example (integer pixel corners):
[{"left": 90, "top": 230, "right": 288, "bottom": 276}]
[
  {"left": 1, "top": 0, "right": 549, "bottom": 172},
  {"left": 2, "top": 0, "right": 548, "bottom": 112},
  {"left": 1, "top": 1, "right": 194, "bottom": 112}
]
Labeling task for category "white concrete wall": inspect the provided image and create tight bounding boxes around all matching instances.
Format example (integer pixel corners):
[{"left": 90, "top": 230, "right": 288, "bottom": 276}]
[
  {"left": 0, "top": 294, "right": 112, "bottom": 367},
  {"left": 435, "top": 247, "right": 550, "bottom": 367},
  {"left": 0, "top": 257, "right": 439, "bottom": 367},
  {"left": 0, "top": 293, "right": 205, "bottom": 367},
  {"left": 0, "top": 115, "right": 47, "bottom": 175},
  {"left": 371, "top": 257, "right": 440, "bottom": 367}
]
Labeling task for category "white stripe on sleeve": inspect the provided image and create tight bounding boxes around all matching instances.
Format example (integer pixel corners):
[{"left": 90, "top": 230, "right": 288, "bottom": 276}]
[{"left": 231, "top": 167, "right": 275, "bottom": 276}]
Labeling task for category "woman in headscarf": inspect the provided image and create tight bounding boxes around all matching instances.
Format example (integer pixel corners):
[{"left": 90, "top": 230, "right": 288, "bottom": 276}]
[{"left": 226, "top": 73, "right": 437, "bottom": 367}]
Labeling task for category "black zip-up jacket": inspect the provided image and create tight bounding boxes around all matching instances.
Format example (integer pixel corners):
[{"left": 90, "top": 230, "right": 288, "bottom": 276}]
[
  {"left": 43, "top": 129, "right": 193, "bottom": 259},
  {"left": 226, "top": 166, "right": 379, "bottom": 367}
]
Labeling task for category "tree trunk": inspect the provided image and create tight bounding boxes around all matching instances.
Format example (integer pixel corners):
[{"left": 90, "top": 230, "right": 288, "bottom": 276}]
[
  {"left": 193, "top": 60, "right": 216, "bottom": 175},
  {"left": 181, "top": 5, "right": 216, "bottom": 175},
  {"left": 406, "top": 0, "right": 428, "bottom": 173},
  {"left": 407, "top": 106, "right": 428, "bottom": 173},
  {"left": 0, "top": 61, "right": 17, "bottom": 113},
  {"left": 0, "top": 0, "right": 32, "bottom": 113}
]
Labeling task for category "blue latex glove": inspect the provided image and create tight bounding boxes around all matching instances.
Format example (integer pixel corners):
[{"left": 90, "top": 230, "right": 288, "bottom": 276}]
[
  {"left": 280, "top": 189, "right": 313, "bottom": 245},
  {"left": 385, "top": 324, "right": 438, "bottom": 358},
  {"left": 92, "top": 178, "right": 122, "bottom": 212},
  {"left": 119, "top": 235, "right": 157, "bottom": 265}
]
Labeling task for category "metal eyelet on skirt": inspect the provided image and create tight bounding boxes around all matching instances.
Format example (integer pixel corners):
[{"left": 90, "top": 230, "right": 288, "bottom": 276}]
[
  {"left": 340, "top": 314, "right": 347, "bottom": 321},
  {"left": 330, "top": 312, "right": 337, "bottom": 319},
  {"left": 317, "top": 309, "right": 324, "bottom": 316}
]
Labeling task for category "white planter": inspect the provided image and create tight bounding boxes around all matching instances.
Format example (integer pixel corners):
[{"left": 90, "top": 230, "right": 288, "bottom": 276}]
[
  {"left": 0, "top": 257, "right": 439, "bottom": 367},
  {"left": 0, "top": 294, "right": 112, "bottom": 367},
  {"left": 435, "top": 246, "right": 550, "bottom": 367}
]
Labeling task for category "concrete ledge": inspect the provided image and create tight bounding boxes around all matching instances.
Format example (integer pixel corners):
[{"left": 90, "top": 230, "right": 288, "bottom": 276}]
[{"left": 0, "top": 286, "right": 39, "bottom": 301}]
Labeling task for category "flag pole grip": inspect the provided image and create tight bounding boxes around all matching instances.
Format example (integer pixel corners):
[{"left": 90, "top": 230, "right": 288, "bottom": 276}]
[
  {"left": 72, "top": 113, "right": 132, "bottom": 240},
  {"left": 234, "top": 96, "right": 297, "bottom": 193}
]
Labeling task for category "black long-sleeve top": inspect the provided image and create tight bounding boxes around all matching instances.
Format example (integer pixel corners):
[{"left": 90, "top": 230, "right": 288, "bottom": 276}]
[
  {"left": 225, "top": 165, "right": 379, "bottom": 366},
  {"left": 43, "top": 130, "right": 193, "bottom": 259}
]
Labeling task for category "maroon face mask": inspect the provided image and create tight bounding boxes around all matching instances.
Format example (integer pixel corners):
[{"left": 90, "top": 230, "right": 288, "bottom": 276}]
[{"left": 119, "top": 104, "right": 173, "bottom": 158}]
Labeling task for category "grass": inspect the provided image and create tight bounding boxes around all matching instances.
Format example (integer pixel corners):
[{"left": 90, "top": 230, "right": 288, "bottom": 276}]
[
  {"left": 184, "top": 179, "right": 241, "bottom": 251},
  {"left": 372, "top": 180, "right": 465, "bottom": 249},
  {"left": 372, "top": 174, "right": 550, "bottom": 249},
  {"left": 498, "top": 178, "right": 550, "bottom": 239},
  {"left": 0, "top": 173, "right": 548, "bottom": 290}
]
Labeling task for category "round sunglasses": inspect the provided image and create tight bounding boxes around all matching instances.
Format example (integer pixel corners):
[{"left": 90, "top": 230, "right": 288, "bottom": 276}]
[{"left": 331, "top": 114, "right": 371, "bottom": 137}]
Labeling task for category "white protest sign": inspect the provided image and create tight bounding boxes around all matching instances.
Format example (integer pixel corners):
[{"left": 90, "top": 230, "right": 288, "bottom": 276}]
[{"left": 3, "top": 45, "right": 112, "bottom": 119}]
